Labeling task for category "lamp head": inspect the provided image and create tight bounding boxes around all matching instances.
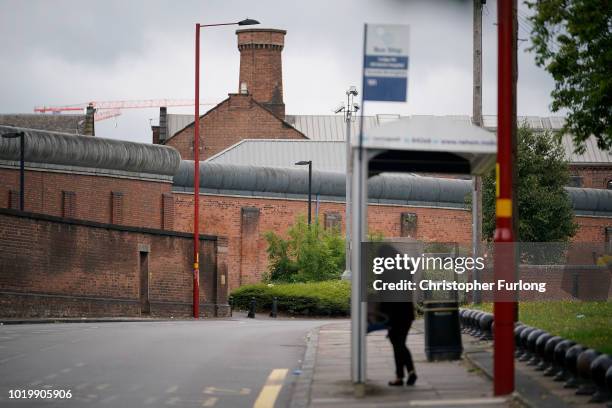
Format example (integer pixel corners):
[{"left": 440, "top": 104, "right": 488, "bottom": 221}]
[
  {"left": 238, "top": 18, "right": 260, "bottom": 26},
  {"left": 295, "top": 160, "right": 311, "bottom": 166}
]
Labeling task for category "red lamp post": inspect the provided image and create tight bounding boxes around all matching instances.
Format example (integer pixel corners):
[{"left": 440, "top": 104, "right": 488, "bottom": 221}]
[
  {"left": 494, "top": 0, "right": 516, "bottom": 395},
  {"left": 193, "top": 18, "right": 259, "bottom": 319}
]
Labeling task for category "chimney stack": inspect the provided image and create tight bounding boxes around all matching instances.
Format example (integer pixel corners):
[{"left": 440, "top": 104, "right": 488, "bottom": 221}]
[
  {"left": 159, "top": 107, "right": 168, "bottom": 142},
  {"left": 84, "top": 104, "right": 95, "bottom": 136},
  {"left": 236, "top": 28, "right": 286, "bottom": 119}
]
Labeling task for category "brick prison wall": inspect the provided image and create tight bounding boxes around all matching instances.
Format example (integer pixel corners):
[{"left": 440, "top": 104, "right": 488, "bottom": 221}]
[
  {"left": 164, "top": 94, "right": 305, "bottom": 161},
  {"left": 572, "top": 216, "right": 612, "bottom": 242},
  {"left": 570, "top": 165, "right": 612, "bottom": 189},
  {"left": 0, "top": 167, "right": 172, "bottom": 229},
  {"left": 170, "top": 193, "right": 474, "bottom": 291},
  {"left": 170, "top": 192, "right": 612, "bottom": 292},
  {"left": 0, "top": 209, "right": 227, "bottom": 318}
]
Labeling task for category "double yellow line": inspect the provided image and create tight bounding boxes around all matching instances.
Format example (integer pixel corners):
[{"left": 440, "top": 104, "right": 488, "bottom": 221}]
[{"left": 253, "top": 368, "right": 288, "bottom": 408}]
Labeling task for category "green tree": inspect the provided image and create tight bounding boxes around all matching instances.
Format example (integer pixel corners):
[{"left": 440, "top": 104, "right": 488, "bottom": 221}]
[
  {"left": 482, "top": 125, "right": 578, "bottom": 242},
  {"left": 264, "top": 216, "right": 346, "bottom": 282},
  {"left": 526, "top": 0, "right": 612, "bottom": 152}
]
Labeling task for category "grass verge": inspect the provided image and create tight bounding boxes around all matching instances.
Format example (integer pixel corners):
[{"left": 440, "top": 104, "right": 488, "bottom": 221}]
[{"left": 471, "top": 301, "right": 612, "bottom": 354}]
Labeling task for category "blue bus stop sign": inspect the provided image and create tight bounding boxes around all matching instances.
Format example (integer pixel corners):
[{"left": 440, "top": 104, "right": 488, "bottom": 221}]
[{"left": 363, "top": 24, "right": 410, "bottom": 102}]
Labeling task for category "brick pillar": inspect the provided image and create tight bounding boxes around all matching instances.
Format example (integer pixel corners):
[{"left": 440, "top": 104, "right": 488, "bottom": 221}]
[
  {"left": 62, "top": 191, "right": 76, "bottom": 218},
  {"left": 215, "top": 237, "right": 230, "bottom": 317},
  {"left": 239, "top": 207, "right": 260, "bottom": 285},
  {"left": 8, "top": 190, "right": 19, "bottom": 210},
  {"left": 162, "top": 193, "right": 174, "bottom": 230},
  {"left": 110, "top": 191, "right": 124, "bottom": 224},
  {"left": 236, "top": 28, "right": 286, "bottom": 119}
]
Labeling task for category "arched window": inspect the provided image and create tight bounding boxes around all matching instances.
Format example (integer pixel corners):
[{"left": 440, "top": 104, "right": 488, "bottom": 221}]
[{"left": 608, "top": 180, "right": 612, "bottom": 190}]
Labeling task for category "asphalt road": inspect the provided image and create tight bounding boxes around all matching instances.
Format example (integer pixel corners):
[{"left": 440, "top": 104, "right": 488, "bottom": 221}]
[{"left": 0, "top": 317, "right": 330, "bottom": 408}]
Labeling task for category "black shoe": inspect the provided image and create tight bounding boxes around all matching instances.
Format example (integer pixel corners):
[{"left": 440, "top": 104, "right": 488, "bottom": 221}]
[
  {"left": 388, "top": 379, "right": 404, "bottom": 386},
  {"left": 406, "top": 372, "right": 417, "bottom": 386}
]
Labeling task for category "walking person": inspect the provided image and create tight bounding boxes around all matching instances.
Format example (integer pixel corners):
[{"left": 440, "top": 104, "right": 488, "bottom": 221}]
[{"left": 382, "top": 301, "right": 417, "bottom": 386}]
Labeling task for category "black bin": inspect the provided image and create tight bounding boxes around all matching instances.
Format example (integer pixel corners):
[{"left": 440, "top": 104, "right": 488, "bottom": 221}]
[{"left": 423, "top": 299, "right": 463, "bottom": 361}]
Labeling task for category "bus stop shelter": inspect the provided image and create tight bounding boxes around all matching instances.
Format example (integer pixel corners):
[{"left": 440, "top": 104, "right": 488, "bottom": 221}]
[{"left": 350, "top": 115, "right": 497, "bottom": 386}]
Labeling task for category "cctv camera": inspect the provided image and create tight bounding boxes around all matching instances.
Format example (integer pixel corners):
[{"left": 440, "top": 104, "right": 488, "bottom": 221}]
[
  {"left": 347, "top": 86, "right": 358, "bottom": 96},
  {"left": 353, "top": 102, "right": 360, "bottom": 112},
  {"left": 334, "top": 104, "right": 345, "bottom": 114}
]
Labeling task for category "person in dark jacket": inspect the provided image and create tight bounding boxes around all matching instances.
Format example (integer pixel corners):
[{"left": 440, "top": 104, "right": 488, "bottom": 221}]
[{"left": 382, "top": 301, "right": 417, "bottom": 386}]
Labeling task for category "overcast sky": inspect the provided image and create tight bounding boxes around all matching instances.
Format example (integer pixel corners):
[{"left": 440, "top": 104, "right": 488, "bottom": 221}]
[{"left": 0, "top": 0, "right": 558, "bottom": 143}]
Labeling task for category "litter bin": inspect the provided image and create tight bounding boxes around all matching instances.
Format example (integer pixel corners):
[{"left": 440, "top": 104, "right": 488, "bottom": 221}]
[{"left": 423, "top": 298, "right": 463, "bottom": 361}]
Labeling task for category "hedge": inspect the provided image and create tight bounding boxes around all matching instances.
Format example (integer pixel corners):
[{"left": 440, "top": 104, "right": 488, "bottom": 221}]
[{"left": 230, "top": 280, "right": 350, "bottom": 317}]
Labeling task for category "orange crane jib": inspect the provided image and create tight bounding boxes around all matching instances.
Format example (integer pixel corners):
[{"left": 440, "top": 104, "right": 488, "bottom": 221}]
[{"left": 33, "top": 99, "right": 214, "bottom": 121}]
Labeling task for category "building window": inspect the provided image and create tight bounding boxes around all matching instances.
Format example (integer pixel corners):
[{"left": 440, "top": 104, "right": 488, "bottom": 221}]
[
  {"left": 568, "top": 176, "right": 583, "bottom": 187},
  {"left": 324, "top": 212, "right": 342, "bottom": 231},
  {"left": 401, "top": 212, "right": 417, "bottom": 237},
  {"left": 111, "top": 191, "right": 124, "bottom": 224},
  {"left": 607, "top": 180, "right": 612, "bottom": 190},
  {"left": 61, "top": 191, "right": 76, "bottom": 218}
]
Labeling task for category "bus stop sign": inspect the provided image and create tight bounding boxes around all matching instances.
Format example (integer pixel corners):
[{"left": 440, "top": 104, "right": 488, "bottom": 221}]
[{"left": 363, "top": 24, "right": 410, "bottom": 102}]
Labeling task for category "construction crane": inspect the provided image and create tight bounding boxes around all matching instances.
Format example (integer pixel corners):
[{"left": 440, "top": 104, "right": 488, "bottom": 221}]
[{"left": 33, "top": 99, "right": 215, "bottom": 122}]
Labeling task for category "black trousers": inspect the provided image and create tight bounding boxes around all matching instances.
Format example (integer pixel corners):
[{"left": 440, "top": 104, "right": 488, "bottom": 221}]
[{"left": 388, "top": 323, "right": 415, "bottom": 379}]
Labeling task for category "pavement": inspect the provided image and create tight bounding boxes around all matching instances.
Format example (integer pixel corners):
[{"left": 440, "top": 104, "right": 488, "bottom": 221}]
[
  {"left": 290, "top": 319, "right": 514, "bottom": 408},
  {"left": 0, "top": 315, "right": 331, "bottom": 408}
]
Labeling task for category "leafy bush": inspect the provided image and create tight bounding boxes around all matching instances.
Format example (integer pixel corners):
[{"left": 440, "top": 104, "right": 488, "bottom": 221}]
[
  {"left": 230, "top": 280, "right": 350, "bottom": 316},
  {"left": 480, "top": 125, "right": 578, "bottom": 242},
  {"left": 264, "top": 217, "right": 345, "bottom": 282}
]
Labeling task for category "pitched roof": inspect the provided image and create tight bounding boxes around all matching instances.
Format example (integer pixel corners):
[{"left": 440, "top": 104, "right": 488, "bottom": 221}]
[
  {"left": 164, "top": 95, "right": 306, "bottom": 144},
  {"left": 0, "top": 114, "right": 86, "bottom": 134},
  {"left": 206, "top": 139, "right": 348, "bottom": 173},
  {"left": 168, "top": 113, "right": 610, "bottom": 165}
]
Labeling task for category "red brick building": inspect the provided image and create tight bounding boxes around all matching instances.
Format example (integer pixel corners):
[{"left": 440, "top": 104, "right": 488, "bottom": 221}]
[{"left": 163, "top": 29, "right": 306, "bottom": 161}]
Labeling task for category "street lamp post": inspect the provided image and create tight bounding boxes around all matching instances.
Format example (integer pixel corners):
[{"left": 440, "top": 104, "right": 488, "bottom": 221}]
[
  {"left": 335, "top": 87, "right": 359, "bottom": 280},
  {"left": 295, "top": 160, "right": 312, "bottom": 225},
  {"left": 193, "top": 18, "right": 259, "bottom": 319},
  {"left": 2, "top": 131, "right": 25, "bottom": 211}
]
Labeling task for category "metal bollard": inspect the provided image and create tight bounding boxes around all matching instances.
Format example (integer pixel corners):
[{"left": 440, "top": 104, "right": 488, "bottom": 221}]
[
  {"left": 563, "top": 344, "right": 587, "bottom": 388},
  {"left": 269, "top": 297, "right": 278, "bottom": 318},
  {"left": 529, "top": 332, "right": 553, "bottom": 367},
  {"left": 247, "top": 297, "right": 256, "bottom": 318},
  {"left": 575, "top": 349, "right": 600, "bottom": 395},
  {"left": 553, "top": 339, "right": 577, "bottom": 381},
  {"left": 589, "top": 354, "right": 612, "bottom": 402},
  {"left": 541, "top": 336, "right": 563, "bottom": 373}
]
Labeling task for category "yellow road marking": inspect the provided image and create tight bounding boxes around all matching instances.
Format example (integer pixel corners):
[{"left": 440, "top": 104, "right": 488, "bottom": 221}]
[{"left": 253, "top": 368, "right": 288, "bottom": 408}]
